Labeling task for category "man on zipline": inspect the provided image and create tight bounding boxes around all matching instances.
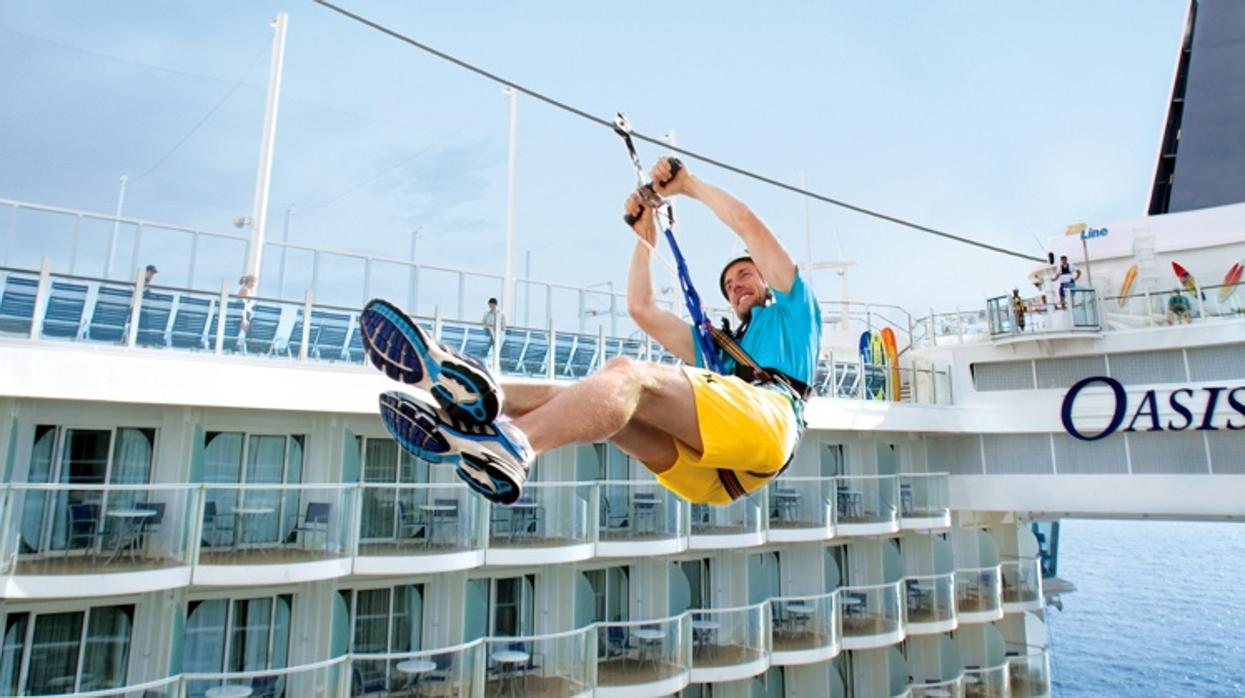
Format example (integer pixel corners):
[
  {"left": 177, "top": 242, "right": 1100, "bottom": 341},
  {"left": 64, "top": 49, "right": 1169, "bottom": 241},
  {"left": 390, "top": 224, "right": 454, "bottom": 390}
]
[{"left": 361, "top": 157, "right": 821, "bottom": 505}]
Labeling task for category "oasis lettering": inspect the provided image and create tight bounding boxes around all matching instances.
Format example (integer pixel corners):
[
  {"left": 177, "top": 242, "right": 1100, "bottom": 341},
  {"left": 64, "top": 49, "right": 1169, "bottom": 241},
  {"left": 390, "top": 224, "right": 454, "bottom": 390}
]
[{"left": 1060, "top": 376, "right": 1245, "bottom": 441}]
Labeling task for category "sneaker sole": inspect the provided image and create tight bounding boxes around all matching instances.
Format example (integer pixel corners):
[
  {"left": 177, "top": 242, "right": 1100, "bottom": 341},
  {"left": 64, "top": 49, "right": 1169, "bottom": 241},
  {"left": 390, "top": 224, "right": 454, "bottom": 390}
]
[
  {"left": 378, "top": 391, "right": 523, "bottom": 505},
  {"left": 360, "top": 299, "right": 501, "bottom": 426}
]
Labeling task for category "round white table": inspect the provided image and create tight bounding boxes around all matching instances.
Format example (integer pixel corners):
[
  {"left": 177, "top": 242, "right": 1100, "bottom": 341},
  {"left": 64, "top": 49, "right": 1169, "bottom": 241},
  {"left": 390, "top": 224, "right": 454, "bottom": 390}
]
[
  {"left": 924, "top": 689, "right": 951, "bottom": 697},
  {"left": 105, "top": 509, "right": 156, "bottom": 563},
  {"left": 396, "top": 658, "right": 438, "bottom": 695},
  {"left": 420, "top": 504, "right": 457, "bottom": 547},
  {"left": 490, "top": 651, "right": 530, "bottom": 698},
  {"left": 232, "top": 507, "right": 275, "bottom": 548},
  {"left": 205, "top": 685, "right": 253, "bottom": 698},
  {"left": 691, "top": 619, "right": 721, "bottom": 658}
]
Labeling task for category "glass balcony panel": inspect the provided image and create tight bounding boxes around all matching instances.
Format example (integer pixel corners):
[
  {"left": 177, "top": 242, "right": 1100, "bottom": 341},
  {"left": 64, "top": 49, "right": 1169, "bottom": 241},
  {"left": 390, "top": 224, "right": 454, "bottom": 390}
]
[
  {"left": 769, "top": 592, "right": 838, "bottom": 652},
  {"left": 0, "top": 676, "right": 183, "bottom": 698},
  {"left": 955, "top": 567, "right": 1003, "bottom": 616},
  {"left": 355, "top": 484, "right": 483, "bottom": 556},
  {"left": 690, "top": 495, "right": 761, "bottom": 539},
  {"left": 184, "top": 656, "right": 348, "bottom": 698},
  {"left": 903, "top": 574, "right": 956, "bottom": 626},
  {"left": 911, "top": 677, "right": 965, "bottom": 698},
  {"left": 596, "top": 615, "right": 690, "bottom": 688},
  {"left": 899, "top": 474, "right": 949, "bottom": 520},
  {"left": 484, "top": 627, "right": 594, "bottom": 697},
  {"left": 1006, "top": 644, "right": 1050, "bottom": 698},
  {"left": 962, "top": 663, "right": 1009, "bottom": 698},
  {"left": 835, "top": 475, "right": 898, "bottom": 527},
  {"left": 840, "top": 582, "right": 903, "bottom": 639},
  {"left": 350, "top": 642, "right": 485, "bottom": 698},
  {"left": 2, "top": 485, "right": 193, "bottom": 576},
  {"left": 766, "top": 477, "right": 831, "bottom": 530},
  {"left": 689, "top": 604, "right": 766, "bottom": 669},
  {"left": 1001, "top": 557, "right": 1042, "bottom": 605},
  {"left": 597, "top": 482, "right": 684, "bottom": 544},
  {"left": 489, "top": 483, "right": 591, "bottom": 548},
  {"left": 197, "top": 485, "right": 351, "bottom": 566}
]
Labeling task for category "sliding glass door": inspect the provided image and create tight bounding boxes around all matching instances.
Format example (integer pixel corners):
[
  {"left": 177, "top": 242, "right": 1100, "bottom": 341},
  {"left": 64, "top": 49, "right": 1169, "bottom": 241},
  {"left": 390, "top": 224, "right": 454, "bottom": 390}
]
[{"left": 0, "top": 604, "right": 135, "bottom": 694}]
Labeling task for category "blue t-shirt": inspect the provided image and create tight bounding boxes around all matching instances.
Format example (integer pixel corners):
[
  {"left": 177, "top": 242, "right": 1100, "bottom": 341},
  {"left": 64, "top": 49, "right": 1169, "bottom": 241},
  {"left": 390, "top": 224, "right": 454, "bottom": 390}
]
[{"left": 692, "top": 271, "right": 822, "bottom": 387}]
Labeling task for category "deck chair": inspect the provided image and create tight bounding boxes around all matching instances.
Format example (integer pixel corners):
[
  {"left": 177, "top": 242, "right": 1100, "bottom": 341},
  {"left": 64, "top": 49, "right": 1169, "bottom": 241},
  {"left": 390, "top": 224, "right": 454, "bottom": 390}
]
[
  {"left": 0, "top": 274, "right": 38, "bottom": 334},
  {"left": 86, "top": 285, "right": 133, "bottom": 342},
  {"left": 498, "top": 328, "right": 527, "bottom": 374},
  {"left": 463, "top": 326, "right": 492, "bottom": 362},
  {"left": 136, "top": 291, "right": 174, "bottom": 347},
  {"left": 345, "top": 323, "right": 365, "bottom": 363},
  {"left": 206, "top": 300, "right": 246, "bottom": 351},
  {"left": 243, "top": 304, "right": 282, "bottom": 355},
  {"left": 170, "top": 295, "right": 212, "bottom": 349},
  {"left": 521, "top": 330, "right": 550, "bottom": 376},
  {"left": 288, "top": 502, "right": 332, "bottom": 549},
  {"left": 552, "top": 332, "right": 576, "bottom": 376},
  {"left": 41, "top": 280, "right": 88, "bottom": 338}
]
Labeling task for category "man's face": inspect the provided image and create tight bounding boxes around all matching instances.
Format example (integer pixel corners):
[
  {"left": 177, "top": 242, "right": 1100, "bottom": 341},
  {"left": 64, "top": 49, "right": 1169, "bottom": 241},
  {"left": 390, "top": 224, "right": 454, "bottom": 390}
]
[
  {"left": 722, "top": 261, "right": 768, "bottom": 319},
  {"left": 488, "top": 301, "right": 497, "bottom": 310}
]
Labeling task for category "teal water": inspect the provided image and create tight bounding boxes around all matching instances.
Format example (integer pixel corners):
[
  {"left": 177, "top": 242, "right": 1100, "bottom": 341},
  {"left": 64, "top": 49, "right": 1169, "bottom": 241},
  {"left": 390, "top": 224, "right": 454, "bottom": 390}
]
[{"left": 1048, "top": 519, "right": 1245, "bottom": 697}]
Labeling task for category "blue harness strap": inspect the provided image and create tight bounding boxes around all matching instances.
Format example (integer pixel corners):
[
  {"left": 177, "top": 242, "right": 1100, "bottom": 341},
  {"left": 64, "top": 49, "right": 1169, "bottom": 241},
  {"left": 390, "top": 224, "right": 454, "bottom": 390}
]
[{"left": 664, "top": 228, "right": 723, "bottom": 374}]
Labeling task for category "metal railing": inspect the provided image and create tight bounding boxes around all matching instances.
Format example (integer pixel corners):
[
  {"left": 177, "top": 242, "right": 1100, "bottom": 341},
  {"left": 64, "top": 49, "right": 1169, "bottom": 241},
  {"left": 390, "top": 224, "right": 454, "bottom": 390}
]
[
  {"left": 986, "top": 288, "right": 1101, "bottom": 338},
  {"left": 769, "top": 590, "right": 840, "bottom": 654},
  {"left": 1005, "top": 644, "right": 1051, "bottom": 698},
  {"left": 902, "top": 573, "right": 957, "bottom": 628},
  {"left": 839, "top": 581, "right": 904, "bottom": 640},
  {"left": 955, "top": 566, "right": 1004, "bottom": 617}
]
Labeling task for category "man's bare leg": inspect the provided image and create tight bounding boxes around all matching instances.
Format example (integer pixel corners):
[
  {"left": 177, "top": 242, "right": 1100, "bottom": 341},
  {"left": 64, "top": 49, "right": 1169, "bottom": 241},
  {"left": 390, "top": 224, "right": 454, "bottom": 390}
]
[
  {"left": 499, "top": 383, "right": 563, "bottom": 419},
  {"left": 607, "top": 420, "right": 680, "bottom": 475},
  {"left": 512, "top": 357, "right": 702, "bottom": 459}
]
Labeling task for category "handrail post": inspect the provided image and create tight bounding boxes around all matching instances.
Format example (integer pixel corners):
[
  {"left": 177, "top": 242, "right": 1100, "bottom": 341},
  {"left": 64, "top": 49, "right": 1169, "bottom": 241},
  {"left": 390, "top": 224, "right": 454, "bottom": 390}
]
[
  {"left": 1194, "top": 282, "right": 1206, "bottom": 320},
  {"left": 362, "top": 258, "right": 372, "bottom": 306},
  {"left": 214, "top": 280, "right": 228, "bottom": 354},
  {"left": 188, "top": 232, "right": 200, "bottom": 289},
  {"left": 126, "top": 266, "right": 144, "bottom": 348},
  {"left": 546, "top": 318, "right": 556, "bottom": 380},
  {"left": 68, "top": 214, "right": 81, "bottom": 274},
  {"left": 433, "top": 305, "right": 443, "bottom": 342},
  {"left": 299, "top": 289, "right": 313, "bottom": 361},
  {"left": 456, "top": 271, "right": 465, "bottom": 321},
  {"left": 1144, "top": 290, "right": 1154, "bottom": 326},
  {"left": 596, "top": 325, "right": 606, "bottom": 373},
  {"left": 491, "top": 310, "right": 502, "bottom": 375},
  {"left": 30, "top": 257, "right": 51, "bottom": 340}
]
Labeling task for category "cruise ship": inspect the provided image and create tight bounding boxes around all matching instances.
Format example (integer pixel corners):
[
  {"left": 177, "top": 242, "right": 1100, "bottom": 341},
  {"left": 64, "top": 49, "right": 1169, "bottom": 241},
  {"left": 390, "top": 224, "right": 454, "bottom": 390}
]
[{"left": 0, "top": 2, "right": 1241, "bottom": 697}]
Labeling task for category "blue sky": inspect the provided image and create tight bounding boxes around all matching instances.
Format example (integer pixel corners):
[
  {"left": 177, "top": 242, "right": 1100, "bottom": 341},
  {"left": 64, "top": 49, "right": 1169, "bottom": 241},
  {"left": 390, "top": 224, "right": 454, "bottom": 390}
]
[{"left": 0, "top": 1, "right": 1188, "bottom": 322}]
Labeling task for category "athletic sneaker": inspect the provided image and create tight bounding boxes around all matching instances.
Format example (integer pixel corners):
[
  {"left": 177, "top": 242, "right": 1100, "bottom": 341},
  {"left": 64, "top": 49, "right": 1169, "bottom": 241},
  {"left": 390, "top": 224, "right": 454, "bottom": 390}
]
[
  {"left": 360, "top": 299, "right": 502, "bottom": 426},
  {"left": 379, "top": 391, "right": 533, "bottom": 505}
]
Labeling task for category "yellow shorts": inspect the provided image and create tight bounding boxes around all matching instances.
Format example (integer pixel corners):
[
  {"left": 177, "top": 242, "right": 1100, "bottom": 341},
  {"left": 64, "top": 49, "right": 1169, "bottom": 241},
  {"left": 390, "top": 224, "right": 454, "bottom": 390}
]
[{"left": 654, "top": 367, "right": 801, "bottom": 505}]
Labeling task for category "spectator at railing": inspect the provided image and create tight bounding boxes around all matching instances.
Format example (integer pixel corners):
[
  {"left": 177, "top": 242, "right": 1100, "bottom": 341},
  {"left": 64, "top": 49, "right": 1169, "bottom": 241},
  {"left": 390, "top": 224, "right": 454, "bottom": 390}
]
[
  {"left": 1052, "top": 256, "right": 1081, "bottom": 310},
  {"left": 143, "top": 264, "right": 158, "bottom": 286},
  {"left": 1167, "top": 290, "right": 1193, "bottom": 324},
  {"left": 237, "top": 274, "right": 257, "bottom": 335},
  {"left": 482, "top": 297, "right": 505, "bottom": 353},
  {"left": 1010, "top": 290, "right": 1027, "bottom": 333}
]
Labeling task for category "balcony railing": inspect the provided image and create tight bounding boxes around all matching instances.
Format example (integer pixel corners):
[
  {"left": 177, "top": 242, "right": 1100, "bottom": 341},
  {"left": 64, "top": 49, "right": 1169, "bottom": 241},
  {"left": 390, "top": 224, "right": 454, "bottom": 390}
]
[
  {"left": 183, "top": 656, "right": 348, "bottom": 698},
  {"left": 688, "top": 603, "right": 769, "bottom": 675},
  {"left": 689, "top": 495, "right": 763, "bottom": 544},
  {"left": 488, "top": 482, "right": 592, "bottom": 551},
  {"left": 1006, "top": 644, "right": 1051, "bottom": 698},
  {"left": 596, "top": 615, "right": 692, "bottom": 691},
  {"left": 899, "top": 473, "right": 951, "bottom": 524},
  {"left": 350, "top": 641, "right": 485, "bottom": 698},
  {"left": 484, "top": 628, "right": 595, "bottom": 697},
  {"left": 0, "top": 261, "right": 955, "bottom": 403},
  {"left": 596, "top": 481, "right": 686, "bottom": 553},
  {"left": 769, "top": 591, "right": 839, "bottom": 656},
  {"left": 0, "top": 484, "right": 195, "bottom": 577},
  {"left": 1001, "top": 556, "right": 1043, "bottom": 608},
  {"left": 839, "top": 581, "right": 904, "bottom": 642},
  {"left": 835, "top": 474, "right": 899, "bottom": 529},
  {"left": 356, "top": 483, "right": 486, "bottom": 556},
  {"left": 962, "top": 662, "right": 1009, "bottom": 698},
  {"left": 196, "top": 484, "right": 352, "bottom": 567},
  {"left": 987, "top": 288, "right": 1101, "bottom": 339},
  {"left": 767, "top": 477, "right": 833, "bottom": 537},
  {"left": 903, "top": 573, "right": 956, "bottom": 629},
  {"left": 911, "top": 676, "right": 965, "bottom": 698},
  {"left": 955, "top": 566, "right": 1004, "bottom": 618}
]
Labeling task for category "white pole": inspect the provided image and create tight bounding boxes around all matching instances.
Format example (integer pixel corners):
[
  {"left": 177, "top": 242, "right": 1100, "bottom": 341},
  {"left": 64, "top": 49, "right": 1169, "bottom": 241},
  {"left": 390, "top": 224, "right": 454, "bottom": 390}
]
[
  {"left": 502, "top": 87, "right": 518, "bottom": 319},
  {"left": 524, "top": 249, "right": 532, "bottom": 326},
  {"left": 277, "top": 204, "right": 293, "bottom": 298},
  {"left": 408, "top": 227, "right": 421, "bottom": 311},
  {"left": 801, "top": 170, "right": 811, "bottom": 271},
  {"left": 105, "top": 174, "right": 128, "bottom": 279},
  {"left": 243, "top": 12, "right": 288, "bottom": 296}
]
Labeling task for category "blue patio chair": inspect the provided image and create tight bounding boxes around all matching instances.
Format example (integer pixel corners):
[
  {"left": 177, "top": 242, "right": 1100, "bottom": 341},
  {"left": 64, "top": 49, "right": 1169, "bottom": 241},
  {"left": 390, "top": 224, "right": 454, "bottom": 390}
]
[
  {"left": 604, "top": 626, "right": 632, "bottom": 660},
  {"left": 41, "top": 280, "right": 88, "bottom": 338},
  {"left": 439, "top": 323, "right": 467, "bottom": 354},
  {"left": 249, "top": 675, "right": 279, "bottom": 698},
  {"left": 86, "top": 285, "right": 133, "bottom": 342},
  {"left": 310, "top": 310, "right": 351, "bottom": 361},
  {"left": 67, "top": 503, "right": 102, "bottom": 553},
  {"left": 134, "top": 501, "right": 166, "bottom": 536},
  {"left": 345, "top": 323, "right": 365, "bottom": 363},
  {"left": 497, "top": 328, "right": 527, "bottom": 374},
  {"left": 243, "top": 304, "right": 282, "bottom": 355},
  {"left": 288, "top": 501, "right": 332, "bottom": 549},
  {"left": 0, "top": 274, "right": 38, "bottom": 334},
  {"left": 136, "top": 291, "right": 174, "bottom": 347},
  {"left": 351, "top": 665, "right": 387, "bottom": 695},
  {"left": 169, "top": 295, "right": 212, "bottom": 349},
  {"left": 206, "top": 300, "right": 246, "bottom": 351},
  {"left": 620, "top": 338, "right": 645, "bottom": 360},
  {"left": 521, "top": 330, "right": 549, "bottom": 376},
  {"left": 200, "top": 500, "right": 232, "bottom": 548},
  {"left": 464, "top": 326, "right": 492, "bottom": 361},
  {"left": 552, "top": 332, "right": 576, "bottom": 376}
]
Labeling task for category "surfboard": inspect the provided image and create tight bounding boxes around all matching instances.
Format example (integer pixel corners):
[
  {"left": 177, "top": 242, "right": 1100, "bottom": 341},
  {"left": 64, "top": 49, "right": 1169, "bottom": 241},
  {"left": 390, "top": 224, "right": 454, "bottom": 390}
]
[
  {"left": 880, "top": 327, "right": 900, "bottom": 400},
  {"left": 858, "top": 331, "right": 873, "bottom": 400},
  {"left": 1118, "top": 264, "right": 1138, "bottom": 306},
  {"left": 869, "top": 333, "right": 886, "bottom": 400},
  {"left": 1171, "top": 261, "right": 1198, "bottom": 294},
  {"left": 1219, "top": 262, "right": 1243, "bottom": 302}
]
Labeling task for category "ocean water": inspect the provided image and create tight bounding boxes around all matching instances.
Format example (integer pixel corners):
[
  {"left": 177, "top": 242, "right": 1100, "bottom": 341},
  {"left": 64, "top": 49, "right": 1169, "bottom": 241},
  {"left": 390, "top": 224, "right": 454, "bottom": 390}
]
[{"left": 1048, "top": 519, "right": 1245, "bottom": 697}]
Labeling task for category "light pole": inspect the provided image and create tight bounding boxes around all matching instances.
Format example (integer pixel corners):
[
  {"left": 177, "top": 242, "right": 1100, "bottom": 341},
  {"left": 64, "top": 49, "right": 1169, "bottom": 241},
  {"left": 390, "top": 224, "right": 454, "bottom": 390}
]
[
  {"left": 242, "top": 12, "right": 288, "bottom": 297},
  {"left": 502, "top": 86, "right": 518, "bottom": 321},
  {"left": 408, "top": 226, "right": 424, "bottom": 312}
]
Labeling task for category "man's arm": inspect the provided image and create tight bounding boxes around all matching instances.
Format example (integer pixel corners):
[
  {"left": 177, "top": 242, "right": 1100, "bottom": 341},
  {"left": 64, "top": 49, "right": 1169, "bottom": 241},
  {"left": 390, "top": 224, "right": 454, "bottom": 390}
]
[
  {"left": 624, "top": 193, "right": 696, "bottom": 363},
  {"left": 652, "top": 158, "right": 797, "bottom": 294}
]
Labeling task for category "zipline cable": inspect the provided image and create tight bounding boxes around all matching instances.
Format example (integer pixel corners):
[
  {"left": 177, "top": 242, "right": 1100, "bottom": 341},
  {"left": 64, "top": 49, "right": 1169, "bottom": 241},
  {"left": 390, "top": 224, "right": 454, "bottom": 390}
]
[{"left": 312, "top": 0, "right": 1044, "bottom": 263}]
